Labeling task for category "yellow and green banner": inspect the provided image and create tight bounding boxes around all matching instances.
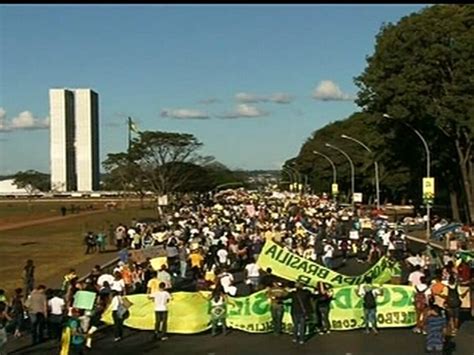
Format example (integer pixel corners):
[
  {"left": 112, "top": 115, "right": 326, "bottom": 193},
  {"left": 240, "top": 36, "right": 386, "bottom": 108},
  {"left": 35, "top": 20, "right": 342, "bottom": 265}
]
[
  {"left": 102, "top": 285, "right": 415, "bottom": 333},
  {"left": 256, "top": 240, "right": 398, "bottom": 287}
]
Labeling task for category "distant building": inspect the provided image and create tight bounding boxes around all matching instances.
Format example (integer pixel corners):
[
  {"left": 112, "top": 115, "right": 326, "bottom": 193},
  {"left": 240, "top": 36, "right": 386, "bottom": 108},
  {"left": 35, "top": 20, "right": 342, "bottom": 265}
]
[
  {"left": 0, "top": 178, "right": 29, "bottom": 195},
  {"left": 75, "top": 89, "right": 100, "bottom": 191},
  {"left": 50, "top": 89, "right": 76, "bottom": 192},
  {"left": 49, "top": 88, "right": 100, "bottom": 192}
]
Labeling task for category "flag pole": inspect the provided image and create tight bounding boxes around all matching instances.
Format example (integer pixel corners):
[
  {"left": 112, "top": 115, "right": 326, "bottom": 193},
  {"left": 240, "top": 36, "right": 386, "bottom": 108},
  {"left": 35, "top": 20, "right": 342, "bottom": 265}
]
[{"left": 128, "top": 116, "right": 132, "bottom": 153}]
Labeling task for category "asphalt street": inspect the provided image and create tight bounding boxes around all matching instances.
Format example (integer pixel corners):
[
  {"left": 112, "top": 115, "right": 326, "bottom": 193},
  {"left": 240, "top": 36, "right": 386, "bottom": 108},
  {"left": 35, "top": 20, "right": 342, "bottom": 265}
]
[
  {"left": 9, "top": 240, "right": 474, "bottom": 355},
  {"left": 17, "top": 321, "right": 474, "bottom": 355}
]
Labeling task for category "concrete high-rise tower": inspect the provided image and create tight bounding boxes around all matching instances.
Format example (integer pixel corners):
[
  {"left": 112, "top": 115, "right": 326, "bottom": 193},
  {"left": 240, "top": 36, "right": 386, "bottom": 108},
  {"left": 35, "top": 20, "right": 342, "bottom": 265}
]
[
  {"left": 75, "top": 89, "right": 100, "bottom": 191},
  {"left": 49, "top": 88, "right": 100, "bottom": 192},
  {"left": 50, "top": 89, "right": 76, "bottom": 192}
]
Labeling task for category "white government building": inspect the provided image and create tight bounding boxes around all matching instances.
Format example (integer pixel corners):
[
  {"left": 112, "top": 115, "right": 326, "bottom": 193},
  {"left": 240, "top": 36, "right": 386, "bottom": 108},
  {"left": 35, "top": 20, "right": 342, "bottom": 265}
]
[{"left": 50, "top": 88, "right": 100, "bottom": 192}]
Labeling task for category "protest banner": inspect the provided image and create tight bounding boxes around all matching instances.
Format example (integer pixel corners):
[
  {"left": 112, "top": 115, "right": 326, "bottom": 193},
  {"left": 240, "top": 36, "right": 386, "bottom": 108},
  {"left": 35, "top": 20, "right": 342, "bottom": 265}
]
[
  {"left": 73, "top": 290, "right": 96, "bottom": 310},
  {"left": 128, "top": 246, "right": 166, "bottom": 264},
  {"left": 150, "top": 256, "right": 168, "bottom": 271},
  {"left": 102, "top": 286, "right": 415, "bottom": 333},
  {"left": 102, "top": 292, "right": 211, "bottom": 333},
  {"left": 256, "top": 240, "right": 398, "bottom": 287},
  {"left": 59, "top": 327, "right": 71, "bottom": 355}
]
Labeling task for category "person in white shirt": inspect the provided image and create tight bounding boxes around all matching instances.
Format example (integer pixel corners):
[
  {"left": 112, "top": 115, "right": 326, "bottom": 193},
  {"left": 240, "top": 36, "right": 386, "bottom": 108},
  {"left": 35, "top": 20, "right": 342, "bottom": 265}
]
[
  {"left": 219, "top": 270, "right": 237, "bottom": 296},
  {"left": 216, "top": 245, "right": 229, "bottom": 267},
  {"left": 408, "top": 265, "right": 425, "bottom": 287},
  {"left": 110, "top": 291, "right": 125, "bottom": 341},
  {"left": 47, "top": 290, "right": 65, "bottom": 340},
  {"left": 322, "top": 242, "right": 335, "bottom": 269},
  {"left": 110, "top": 272, "right": 126, "bottom": 295},
  {"left": 244, "top": 259, "right": 261, "bottom": 291},
  {"left": 149, "top": 282, "right": 172, "bottom": 341}
]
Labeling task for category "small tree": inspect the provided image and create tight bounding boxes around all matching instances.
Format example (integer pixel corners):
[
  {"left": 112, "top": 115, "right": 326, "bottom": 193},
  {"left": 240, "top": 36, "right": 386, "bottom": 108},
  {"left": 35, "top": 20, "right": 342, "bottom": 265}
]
[{"left": 13, "top": 170, "right": 50, "bottom": 209}]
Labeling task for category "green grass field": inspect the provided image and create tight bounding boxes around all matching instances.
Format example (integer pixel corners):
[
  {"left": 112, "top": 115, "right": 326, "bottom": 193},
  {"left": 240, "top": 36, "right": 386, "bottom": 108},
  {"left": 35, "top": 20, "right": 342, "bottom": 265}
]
[
  {"left": 0, "top": 200, "right": 107, "bottom": 225},
  {"left": 0, "top": 203, "right": 158, "bottom": 294}
]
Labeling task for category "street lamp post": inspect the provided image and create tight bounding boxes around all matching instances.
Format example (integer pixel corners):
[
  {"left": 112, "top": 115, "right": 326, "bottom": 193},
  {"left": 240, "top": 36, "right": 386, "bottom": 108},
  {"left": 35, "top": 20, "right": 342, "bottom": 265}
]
[
  {"left": 287, "top": 163, "right": 303, "bottom": 194},
  {"left": 383, "top": 113, "right": 431, "bottom": 240},
  {"left": 341, "top": 134, "right": 380, "bottom": 211},
  {"left": 282, "top": 168, "right": 295, "bottom": 192},
  {"left": 325, "top": 143, "right": 355, "bottom": 206},
  {"left": 313, "top": 150, "right": 337, "bottom": 199},
  {"left": 313, "top": 150, "right": 337, "bottom": 183}
]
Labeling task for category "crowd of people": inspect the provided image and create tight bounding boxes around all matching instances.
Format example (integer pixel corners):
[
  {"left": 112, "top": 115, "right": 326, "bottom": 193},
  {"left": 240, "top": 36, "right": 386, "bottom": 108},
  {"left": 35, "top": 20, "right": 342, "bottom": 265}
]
[{"left": 0, "top": 189, "right": 473, "bottom": 355}]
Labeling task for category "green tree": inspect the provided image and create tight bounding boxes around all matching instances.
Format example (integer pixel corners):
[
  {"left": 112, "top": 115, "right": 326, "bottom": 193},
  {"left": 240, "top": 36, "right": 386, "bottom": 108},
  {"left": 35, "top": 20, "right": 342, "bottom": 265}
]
[
  {"left": 13, "top": 170, "right": 50, "bottom": 208},
  {"left": 355, "top": 4, "right": 474, "bottom": 221},
  {"left": 128, "top": 131, "right": 208, "bottom": 196}
]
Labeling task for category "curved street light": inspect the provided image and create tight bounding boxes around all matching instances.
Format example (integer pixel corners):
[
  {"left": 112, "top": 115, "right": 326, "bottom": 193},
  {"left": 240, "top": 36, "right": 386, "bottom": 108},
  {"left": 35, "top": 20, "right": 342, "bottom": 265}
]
[
  {"left": 286, "top": 163, "right": 303, "bottom": 193},
  {"left": 383, "top": 113, "right": 431, "bottom": 239},
  {"left": 313, "top": 150, "right": 337, "bottom": 184},
  {"left": 341, "top": 134, "right": 380, "bottom": 210},
  {"left": 325, "top": 143, "right": 355, "bottom": 205},
  {"left": 281, "top": 168, "right": 294, "bottom": 192}
]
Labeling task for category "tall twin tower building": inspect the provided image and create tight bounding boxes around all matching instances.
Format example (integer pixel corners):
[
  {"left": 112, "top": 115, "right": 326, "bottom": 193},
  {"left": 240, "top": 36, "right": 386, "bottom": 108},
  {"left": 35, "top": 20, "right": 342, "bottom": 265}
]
[{"left": 50, "top": 89, "right": 100, "bottom": 192}]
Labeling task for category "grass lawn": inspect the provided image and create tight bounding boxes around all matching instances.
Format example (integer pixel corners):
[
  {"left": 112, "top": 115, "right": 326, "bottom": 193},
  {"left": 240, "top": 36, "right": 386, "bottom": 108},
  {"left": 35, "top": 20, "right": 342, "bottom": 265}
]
[
  {"left": 0, "top": 200, "right": 108, "bottom": 226},
  {"left": 0, "top": 205, "right": 158, "bottom": 294}
]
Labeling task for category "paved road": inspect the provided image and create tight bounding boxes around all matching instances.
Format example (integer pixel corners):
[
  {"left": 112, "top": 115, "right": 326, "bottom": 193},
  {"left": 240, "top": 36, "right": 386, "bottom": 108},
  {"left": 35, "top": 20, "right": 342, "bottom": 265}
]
[
  {"left": 7, "top": 239, "right": 474, "bottom": 355},
  {"left": 15, "top": 320, "right": 474, "bottom": 355}
]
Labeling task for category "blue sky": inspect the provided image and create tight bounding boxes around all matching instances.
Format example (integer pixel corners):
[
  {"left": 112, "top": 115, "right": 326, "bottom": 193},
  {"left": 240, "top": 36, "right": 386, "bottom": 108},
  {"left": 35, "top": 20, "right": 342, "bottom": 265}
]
[{"left": 0, "top": 4, "right": 427, "bottom": 173}]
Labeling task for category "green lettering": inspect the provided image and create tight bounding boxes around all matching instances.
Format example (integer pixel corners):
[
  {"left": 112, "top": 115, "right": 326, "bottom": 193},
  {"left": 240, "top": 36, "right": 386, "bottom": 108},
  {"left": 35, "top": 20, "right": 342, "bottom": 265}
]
[
  {"left": 333, "top": 288, "right": 352, "bottom": 309},
  {"left": 317, "top": 268, "right": 329, "bottom": 279},
  {"left": 330, "top": 274, "right": 343, "bottom": 285},
  {"left": 297, "top": 260, "right": 308, "bottom": 273},
  {"left": 265, "top": 245, "right": 277, "bottom": 259},
  {"left": 290, "top": 255, "right": 301, "bottom": 269},
  {"left": 391, "top": 287, "right": 411, "bottom": 307},
  {"left": 252, "top": 292, "right": 270, "bottom": 315},
  {"left": 377, "top": 286, "right": 391, "bottom": 307},
  {"left": 307, "top": 263, "right": 319, "bottom": 276}
]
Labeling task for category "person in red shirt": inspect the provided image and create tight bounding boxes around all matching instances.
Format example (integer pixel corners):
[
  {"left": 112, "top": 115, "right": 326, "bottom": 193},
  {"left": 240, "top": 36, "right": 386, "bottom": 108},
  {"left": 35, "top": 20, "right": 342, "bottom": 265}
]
[{"left": 457, "top": 260, "right": 471, "bottom": 284}]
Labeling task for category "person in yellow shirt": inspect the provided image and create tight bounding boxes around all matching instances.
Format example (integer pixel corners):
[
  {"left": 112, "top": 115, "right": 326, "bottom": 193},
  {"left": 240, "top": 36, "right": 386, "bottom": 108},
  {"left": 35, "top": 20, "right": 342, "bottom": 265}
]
[
  {"left": 189, "top": 250, "right": 204, "bottom": 280},
  {"left": 147, "top": 271, "right": 160, "bottom": 294}
]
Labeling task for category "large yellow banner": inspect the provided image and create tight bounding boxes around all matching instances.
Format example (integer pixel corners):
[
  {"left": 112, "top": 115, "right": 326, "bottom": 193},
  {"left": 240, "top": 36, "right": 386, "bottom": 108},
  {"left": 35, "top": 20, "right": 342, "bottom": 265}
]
[
  {"left": 256, "top": 240, "right": 396, "bottom": 287},
  {"left": 102, "top": 286, "right": 415, "bottom": 333}
]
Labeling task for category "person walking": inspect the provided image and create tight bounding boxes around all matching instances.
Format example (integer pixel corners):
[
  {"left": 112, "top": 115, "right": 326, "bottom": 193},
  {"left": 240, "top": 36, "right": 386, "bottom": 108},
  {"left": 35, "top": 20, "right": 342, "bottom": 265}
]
[
  {"left": 424, "top": 305, "right": 446, "bottom": 355},
  {"left": 26, "top": 284, "right": 48, "bottom": 345},
  {"left": 444, "top": 275, "right": 468, "bottom": 336},
  {"left": 0, "top": 301, "right": 12, "bottom": 355},
  {"left": 289, "top": 282, "right": 312, "bottom": 345},
  {"left": 110, "top": 291, "right": 127, "bottom": 342},
  {"left": 209, "top": 288, "right": 227, "bottom": 336},
  {"left": 315, "top": 282, "right": 333, "bottom": 334},
  {"left": 23, "top": 259, "right": 35, "bottom": 299},
  {"left": 267, "top": 281, "right": 288, "bottom": 335},
  {"left": 48, "top": 289, "right": 66, "bottom": 341},
  {"left": 149, "top": 282, "right": 172, "bottom": 341},
  {"left": 358, "top": 276, "right": 383, "bottom": 335},
  {"left": 10, "top": 288, "right": 24, "bottom": 338}
]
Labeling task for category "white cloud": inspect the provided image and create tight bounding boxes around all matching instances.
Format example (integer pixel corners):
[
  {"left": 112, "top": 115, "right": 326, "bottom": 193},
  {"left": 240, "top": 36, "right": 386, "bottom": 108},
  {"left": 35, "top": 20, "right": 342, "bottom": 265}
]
[
  {"left": 269, "top": 93, "right": 293, "bottom": 104},
  {"left": 218, "top": 104, "right": 269, "bottom": 119},
  {"left": 0, "top": 108, "right": 49, "bottom": 132},
  {"left": 235, "top": 92, "right": 267, "bottom": 103},
  {"left": 10, "top": 111, "right": 50, "bottom": 130},
  {"left": 235, "top": 92, "right": 294, "bottom": 104},
  {"left": 312, "top": 80, "right": 354, "bottom": 101},
  {"left": 161, "top": 108, "right": 210, "bottom": 119},
  {"left": 198, "top": 97, "right": 220, "bottom": 104},
  {"left": 0, "top": 107, "right": 8, "bottom": 131}
]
